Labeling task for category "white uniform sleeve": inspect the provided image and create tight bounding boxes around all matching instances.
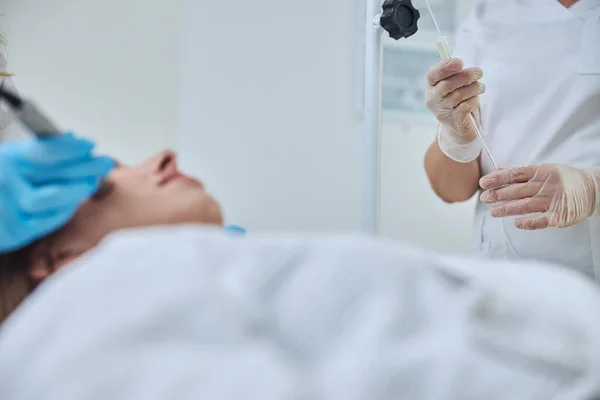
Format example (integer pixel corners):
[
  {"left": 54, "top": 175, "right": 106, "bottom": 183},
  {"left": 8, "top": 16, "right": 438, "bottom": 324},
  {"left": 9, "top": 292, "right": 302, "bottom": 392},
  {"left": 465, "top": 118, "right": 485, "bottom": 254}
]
[{"left": 453, "top": 4, "right": 480, "bottom": 68}]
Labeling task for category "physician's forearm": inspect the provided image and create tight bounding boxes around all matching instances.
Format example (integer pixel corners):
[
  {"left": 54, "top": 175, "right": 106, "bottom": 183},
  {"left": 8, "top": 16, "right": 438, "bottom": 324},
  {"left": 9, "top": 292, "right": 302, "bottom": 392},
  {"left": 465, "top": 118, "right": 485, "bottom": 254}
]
[{"left": 424, "top": 139, "right": 481, "bottom": 203}]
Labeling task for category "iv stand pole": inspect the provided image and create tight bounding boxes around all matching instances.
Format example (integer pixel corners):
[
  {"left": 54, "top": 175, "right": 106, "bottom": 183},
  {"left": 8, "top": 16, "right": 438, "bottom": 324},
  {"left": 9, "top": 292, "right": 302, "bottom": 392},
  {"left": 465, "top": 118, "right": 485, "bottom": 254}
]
[
  {"left": 363, "top": 0, "right": 383, "bottom": 235},
  {"left": 362, "top": 0, "right": 419, "bottom": 235}
]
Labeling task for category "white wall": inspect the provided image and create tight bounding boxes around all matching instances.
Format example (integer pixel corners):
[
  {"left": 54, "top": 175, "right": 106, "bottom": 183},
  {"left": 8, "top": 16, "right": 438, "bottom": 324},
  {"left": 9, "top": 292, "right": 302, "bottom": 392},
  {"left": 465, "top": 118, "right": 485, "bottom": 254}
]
[
  {"left": 179, "top": 0, "right": 365, "bottom": 233},
  {"left": 0, "top": 0, "right": 180, "bottom": 164},
  {"left": 1, "top": 0, "right": 477, "bottom": 253}
]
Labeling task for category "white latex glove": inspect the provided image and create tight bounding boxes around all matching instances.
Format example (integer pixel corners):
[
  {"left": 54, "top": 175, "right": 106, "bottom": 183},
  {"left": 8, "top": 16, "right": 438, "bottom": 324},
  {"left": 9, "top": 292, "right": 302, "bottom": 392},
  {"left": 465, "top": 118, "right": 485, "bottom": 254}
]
[
  {"left": 479, "top": 164, "right": 600, "bottom": 230},
  {"left": 425, "top": 58, "right": 486, "bottom": 162}
]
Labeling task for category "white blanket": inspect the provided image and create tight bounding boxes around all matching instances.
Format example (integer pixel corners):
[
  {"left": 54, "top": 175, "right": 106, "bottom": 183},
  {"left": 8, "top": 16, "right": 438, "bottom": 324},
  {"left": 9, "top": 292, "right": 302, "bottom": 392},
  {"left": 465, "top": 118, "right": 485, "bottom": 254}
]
[{"left": 1, "top": 226, "right": 600, "bottom": 400}]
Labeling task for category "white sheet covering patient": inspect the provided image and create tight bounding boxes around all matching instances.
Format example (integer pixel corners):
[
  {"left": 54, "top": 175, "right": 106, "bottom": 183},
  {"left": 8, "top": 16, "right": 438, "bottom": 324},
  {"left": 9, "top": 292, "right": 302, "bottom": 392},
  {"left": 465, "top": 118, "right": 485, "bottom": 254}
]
[
  {"left": 1, "top": 226, "right": 600, "bottom": 399},
  {"left": 1, "top": 149, "right": 600, "bottom": 399}
]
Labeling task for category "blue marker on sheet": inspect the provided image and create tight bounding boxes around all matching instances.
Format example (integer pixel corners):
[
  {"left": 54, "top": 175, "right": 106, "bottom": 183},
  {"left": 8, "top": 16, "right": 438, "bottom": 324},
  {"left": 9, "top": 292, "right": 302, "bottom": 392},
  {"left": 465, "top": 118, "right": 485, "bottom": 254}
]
[{"left": 224, "top": 225, "right": 246, "bottom": 235}]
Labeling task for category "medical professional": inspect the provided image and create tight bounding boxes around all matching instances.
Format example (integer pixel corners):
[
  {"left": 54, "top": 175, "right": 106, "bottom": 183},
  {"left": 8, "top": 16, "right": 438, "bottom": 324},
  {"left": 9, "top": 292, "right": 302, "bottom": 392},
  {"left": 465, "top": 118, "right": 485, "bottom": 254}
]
[
  {"left": 423, "top": 0, "right": 600, "bottom": 277},
  {"left": 0, "top": 55, "right": 114, "bottom": 253}
]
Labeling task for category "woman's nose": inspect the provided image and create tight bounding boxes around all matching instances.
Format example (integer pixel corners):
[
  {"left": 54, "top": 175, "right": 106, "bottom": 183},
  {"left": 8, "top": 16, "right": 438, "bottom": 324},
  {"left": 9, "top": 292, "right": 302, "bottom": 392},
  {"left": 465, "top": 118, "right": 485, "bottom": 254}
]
[{"left": 155, "top": 150, "right": 177, "bottom": 173}]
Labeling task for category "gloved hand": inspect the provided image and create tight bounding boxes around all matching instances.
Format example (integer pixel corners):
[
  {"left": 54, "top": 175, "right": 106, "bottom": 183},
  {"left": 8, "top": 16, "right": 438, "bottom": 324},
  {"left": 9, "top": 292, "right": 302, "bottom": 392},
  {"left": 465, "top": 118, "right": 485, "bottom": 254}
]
[
  {"left": 0, "top": 133, "right": 115, "bottom": 252},
  {"left": 479, "top": 164, "right": 600, "bottom": 230},
  {"left": 425, "top": 58, "right": 486, "bottom": 162}
]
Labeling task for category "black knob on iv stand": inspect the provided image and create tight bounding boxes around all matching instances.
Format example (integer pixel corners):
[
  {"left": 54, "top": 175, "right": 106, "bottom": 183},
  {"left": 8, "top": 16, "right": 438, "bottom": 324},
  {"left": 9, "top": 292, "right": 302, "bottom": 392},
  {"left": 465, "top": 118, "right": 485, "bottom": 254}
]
[
  {"left": 362, "top": 0, "right": 420, "bottom": 235},
  {"left": 380, "top": 0, "right": 421, "bottom": 40}
]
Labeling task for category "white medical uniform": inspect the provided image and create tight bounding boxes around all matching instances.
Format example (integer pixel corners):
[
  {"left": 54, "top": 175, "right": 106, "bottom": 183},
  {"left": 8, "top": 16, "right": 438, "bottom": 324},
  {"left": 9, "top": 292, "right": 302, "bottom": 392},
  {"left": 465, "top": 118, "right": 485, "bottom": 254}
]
[
  {"left": 455, "top": 0, "right": 600, "bottom": 278},
  {"left": 1, "top": 227, "right": 600, "bottom": 399}
]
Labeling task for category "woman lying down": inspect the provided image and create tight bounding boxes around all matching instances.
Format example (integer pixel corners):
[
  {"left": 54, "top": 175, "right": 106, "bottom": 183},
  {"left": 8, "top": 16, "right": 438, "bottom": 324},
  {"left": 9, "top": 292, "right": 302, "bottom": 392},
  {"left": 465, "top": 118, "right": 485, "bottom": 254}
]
[{"left": 0, "top": 150, "right": 600, "bottom": 400}]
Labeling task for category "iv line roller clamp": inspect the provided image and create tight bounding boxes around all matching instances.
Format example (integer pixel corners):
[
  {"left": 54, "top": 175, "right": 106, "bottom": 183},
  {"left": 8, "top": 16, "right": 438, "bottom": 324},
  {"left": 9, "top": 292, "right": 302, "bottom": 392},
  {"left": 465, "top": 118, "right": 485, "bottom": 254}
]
[{"left": 362, "top": 0, "right": 497, "bottom": 235}]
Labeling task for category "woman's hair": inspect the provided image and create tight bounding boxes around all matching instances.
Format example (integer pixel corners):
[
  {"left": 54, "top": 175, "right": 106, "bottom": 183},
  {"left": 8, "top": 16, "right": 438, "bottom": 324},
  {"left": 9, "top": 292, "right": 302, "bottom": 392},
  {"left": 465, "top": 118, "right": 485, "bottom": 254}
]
[
  {"left": 0, "top": 243, "right": 41, "bottom": 325},
  {"left": 0, "top": 30, "right": 13, "bottom": 77},
  {"left": 0, "top": 33, "right": 25, "bottom": 323}
]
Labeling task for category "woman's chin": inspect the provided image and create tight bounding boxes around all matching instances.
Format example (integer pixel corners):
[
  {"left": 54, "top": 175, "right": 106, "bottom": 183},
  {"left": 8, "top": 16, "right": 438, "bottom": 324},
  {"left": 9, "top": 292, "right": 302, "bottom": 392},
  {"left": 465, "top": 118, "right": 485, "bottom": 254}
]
[
  {"left": 181, "top": 196, "right": 224, "bottom": 226},
  {"left": 202, "top": 199, "right": 224, "bottom": 226}
]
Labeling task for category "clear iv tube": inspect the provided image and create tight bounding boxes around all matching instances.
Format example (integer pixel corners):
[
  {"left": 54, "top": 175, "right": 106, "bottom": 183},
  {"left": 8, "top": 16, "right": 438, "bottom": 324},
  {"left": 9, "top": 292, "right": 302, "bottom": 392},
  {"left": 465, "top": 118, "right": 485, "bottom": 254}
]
[
  {"left": 424, "top": 0, "right": 442, "bottom": 37},
  {"left": 467, "top": 116, "right": 498, "bottom": 171},
  {"left": 424, "top": 0, "right": 522, "bottom": 259}
]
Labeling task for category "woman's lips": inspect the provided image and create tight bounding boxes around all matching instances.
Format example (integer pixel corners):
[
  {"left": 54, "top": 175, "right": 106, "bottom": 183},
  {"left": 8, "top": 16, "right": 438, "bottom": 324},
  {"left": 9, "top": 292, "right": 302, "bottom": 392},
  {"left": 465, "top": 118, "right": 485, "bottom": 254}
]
[
  {"left": 161, "top": 170, "right": 203, "bottom": 187},
  {"left": 161, "top": 172, "right": 183, "bottom": 185}
]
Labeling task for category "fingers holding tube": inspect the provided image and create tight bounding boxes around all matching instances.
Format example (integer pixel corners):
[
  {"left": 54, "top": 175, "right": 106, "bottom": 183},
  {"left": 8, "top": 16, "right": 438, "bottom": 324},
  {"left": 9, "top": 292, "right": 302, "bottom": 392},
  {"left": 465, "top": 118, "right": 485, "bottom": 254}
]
[
  {"left": 425, "top": 57, "right": 485, "bottom": 148},
  {"left": 426, "top": 58, "right": 465, "bottom": 86},
  {"left": 441, "top": 82, "right": 486, "bottom": 109},
  {"left": 434, "top": 68, "right": 484, "bottom": 97},
  {"left": 452, "top": 98, "right": 481, "bottom": 136},
  {"left": 426, "top": 65, "right": 484, "bottom": 111}
]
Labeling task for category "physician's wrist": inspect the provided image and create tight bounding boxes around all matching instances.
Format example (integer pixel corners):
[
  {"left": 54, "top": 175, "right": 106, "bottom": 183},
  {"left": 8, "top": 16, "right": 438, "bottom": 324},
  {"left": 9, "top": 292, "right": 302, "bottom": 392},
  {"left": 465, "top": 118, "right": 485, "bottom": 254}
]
[
  {"left": 437, "top": 124, "right": 482, "bottom": 163},
  {"left": 585, "top": 166, "right": 600, "bottom": 215}
]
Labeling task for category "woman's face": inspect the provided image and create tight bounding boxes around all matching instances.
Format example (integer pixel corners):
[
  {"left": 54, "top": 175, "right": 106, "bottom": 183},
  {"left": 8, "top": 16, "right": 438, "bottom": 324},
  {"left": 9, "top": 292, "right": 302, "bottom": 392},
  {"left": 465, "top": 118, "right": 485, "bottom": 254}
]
[{"left": 36, "top": 150, "right": 223, "bottom": 271}]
